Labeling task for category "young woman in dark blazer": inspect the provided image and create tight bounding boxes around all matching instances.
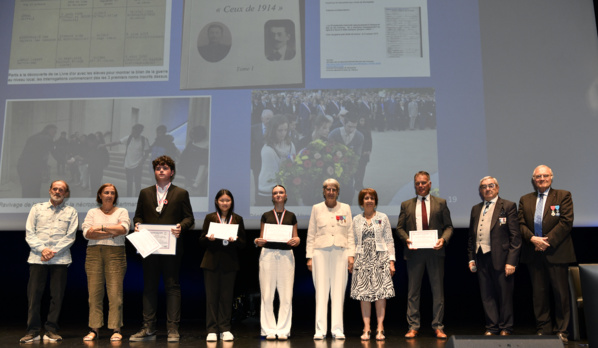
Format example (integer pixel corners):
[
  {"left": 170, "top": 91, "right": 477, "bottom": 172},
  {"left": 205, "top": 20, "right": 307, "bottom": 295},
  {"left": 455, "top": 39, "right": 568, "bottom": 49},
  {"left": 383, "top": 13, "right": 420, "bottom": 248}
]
[{"left": 200, "top": 189, "right": 246, "bottom": 342}]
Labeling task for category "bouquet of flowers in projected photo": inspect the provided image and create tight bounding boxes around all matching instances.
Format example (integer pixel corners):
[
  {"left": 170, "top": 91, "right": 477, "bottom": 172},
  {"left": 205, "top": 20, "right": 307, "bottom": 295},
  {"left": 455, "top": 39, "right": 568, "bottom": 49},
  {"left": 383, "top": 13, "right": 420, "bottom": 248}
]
[{"left": 277, "top": 139, "right": 359, "bottom": 206}]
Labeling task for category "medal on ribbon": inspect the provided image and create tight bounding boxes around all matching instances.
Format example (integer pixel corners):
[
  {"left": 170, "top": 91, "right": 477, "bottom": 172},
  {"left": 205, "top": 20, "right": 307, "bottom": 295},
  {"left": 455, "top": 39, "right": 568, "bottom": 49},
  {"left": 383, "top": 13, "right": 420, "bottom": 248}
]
[
  {"left": 217, "top": 212, "right": 233, "bottom": 245},
  {"left": 273, "top": 209, "right": 286, "bottom": 225},
  {"left": 155, "top": 183, "right": 171, "bottom": 214}
]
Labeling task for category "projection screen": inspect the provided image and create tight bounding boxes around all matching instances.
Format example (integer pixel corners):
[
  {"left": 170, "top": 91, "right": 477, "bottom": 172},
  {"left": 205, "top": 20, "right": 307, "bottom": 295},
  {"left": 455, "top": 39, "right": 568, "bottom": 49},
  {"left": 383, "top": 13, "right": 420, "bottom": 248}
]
[{"left": 0, "top": 0, "right": 597, "bottom": 230}]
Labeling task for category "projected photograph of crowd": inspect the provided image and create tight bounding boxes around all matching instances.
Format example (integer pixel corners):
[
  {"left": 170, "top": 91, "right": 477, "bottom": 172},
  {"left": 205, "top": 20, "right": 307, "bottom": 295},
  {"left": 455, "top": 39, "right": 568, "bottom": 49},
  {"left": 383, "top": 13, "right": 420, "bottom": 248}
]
[
  {"left": 1, "top": 97, "right": 210, "bottom": 204},
  {"left": 249, "top": 88, "right": 438, "bottom": 213}
]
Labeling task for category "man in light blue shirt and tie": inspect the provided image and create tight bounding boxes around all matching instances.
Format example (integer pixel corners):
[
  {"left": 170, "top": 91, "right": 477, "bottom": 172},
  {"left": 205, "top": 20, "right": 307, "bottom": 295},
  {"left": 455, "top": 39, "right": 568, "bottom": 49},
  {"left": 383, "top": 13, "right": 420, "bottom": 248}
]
[{"left": 518, "top": 165, "right": 575, "bottom": 343}]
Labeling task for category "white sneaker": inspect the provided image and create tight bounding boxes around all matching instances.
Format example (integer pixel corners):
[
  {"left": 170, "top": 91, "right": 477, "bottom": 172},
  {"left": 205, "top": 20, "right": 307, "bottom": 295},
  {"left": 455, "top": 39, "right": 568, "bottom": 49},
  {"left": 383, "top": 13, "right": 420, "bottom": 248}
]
[
  {"left": 313, "top": 333, "right": 325, "bottom": 340},
  {"left": 278, "top": 334, "right": 288, "bottom": 340},
  {"left": 206, "top": 333, "right": 217, "bottom": 342},
  {"left": 266, "top": 334, "right": 277, "bottom": 340},
  {"left": 333, "top": 333, "right": 346, "bottom": 340},
  {"left": 220, "top": 331, "right": 234, "bottom": 341}
]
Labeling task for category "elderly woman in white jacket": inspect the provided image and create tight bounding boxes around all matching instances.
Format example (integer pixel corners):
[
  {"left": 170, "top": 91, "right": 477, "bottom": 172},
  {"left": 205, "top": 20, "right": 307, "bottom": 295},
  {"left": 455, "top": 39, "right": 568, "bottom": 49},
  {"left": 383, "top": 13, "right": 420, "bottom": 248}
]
[
  {"left": 306, "top": 178, "right": 355, "bottom": 340},
  {"left": 350, "top": 188, "right": 395, "bottom": 341}
]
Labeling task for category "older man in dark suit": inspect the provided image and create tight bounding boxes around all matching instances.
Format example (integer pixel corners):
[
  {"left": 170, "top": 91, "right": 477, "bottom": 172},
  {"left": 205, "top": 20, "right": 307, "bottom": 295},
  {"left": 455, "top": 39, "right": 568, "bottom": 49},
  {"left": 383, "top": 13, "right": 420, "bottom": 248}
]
[
  {"left": 518, "top": 165, "right": 575, "bottom": 343},
  {"left": 468, "top": 176, "right": 521, "bottom": 336},
  {"left": 129, "top": 155, "right": 194, "bottom": 342},
  {"left": 396, "top": 171, "right": 453, "bottom": 339}
]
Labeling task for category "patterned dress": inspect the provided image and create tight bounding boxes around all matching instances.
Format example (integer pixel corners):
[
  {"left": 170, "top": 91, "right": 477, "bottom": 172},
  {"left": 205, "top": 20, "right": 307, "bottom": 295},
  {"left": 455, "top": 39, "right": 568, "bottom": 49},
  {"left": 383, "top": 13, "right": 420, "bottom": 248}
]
[{"left": 350, "top": 222, "right": 395, "bottom": 301}]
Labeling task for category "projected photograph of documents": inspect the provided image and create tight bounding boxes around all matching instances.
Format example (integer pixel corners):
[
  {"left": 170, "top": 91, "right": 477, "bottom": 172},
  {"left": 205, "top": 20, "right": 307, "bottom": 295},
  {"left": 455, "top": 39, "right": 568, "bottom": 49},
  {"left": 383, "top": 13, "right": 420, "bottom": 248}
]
[
  {"left": 0, "top": 97, "right": 210, "bottom": 213},
  {"left": 180, "top": 0, "right": 304, "bottom": 89},
  {"left": 320, "top": 0, "right": 430, "bottom": 78},
  {"left": 249, "top": 87, "right": 439, "bottom": 217},
  {"left": 8, "top": 0, "right": 171, "bottom": 84}
]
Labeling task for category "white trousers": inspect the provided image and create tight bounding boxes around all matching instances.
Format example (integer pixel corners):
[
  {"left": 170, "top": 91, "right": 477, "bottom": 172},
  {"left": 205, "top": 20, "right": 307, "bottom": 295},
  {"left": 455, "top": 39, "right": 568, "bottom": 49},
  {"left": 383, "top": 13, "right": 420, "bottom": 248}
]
[
  {"left": 259, "top": 248, "right": 295, "bottom": 336},
  {"left": 312, "top": 246, "right": 348, "bottom": 337}
]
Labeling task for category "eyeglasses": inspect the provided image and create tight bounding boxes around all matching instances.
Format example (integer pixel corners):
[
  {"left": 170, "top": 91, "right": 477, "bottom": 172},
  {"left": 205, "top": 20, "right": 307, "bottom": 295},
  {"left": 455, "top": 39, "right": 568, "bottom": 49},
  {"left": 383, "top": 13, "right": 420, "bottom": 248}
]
[
  {"left": 480, "top": 183, "right": 496, "bottom": 189},
  {"left": 533, "top": 174, "right": 551, "bottom": 179}
]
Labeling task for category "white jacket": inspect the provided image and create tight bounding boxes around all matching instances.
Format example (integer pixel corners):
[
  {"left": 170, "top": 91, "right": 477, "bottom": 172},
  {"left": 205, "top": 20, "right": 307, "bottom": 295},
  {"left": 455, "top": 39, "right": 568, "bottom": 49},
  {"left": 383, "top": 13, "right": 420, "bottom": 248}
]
[{"left": 306, "top": 201, "right": 355, "bottom": 258}]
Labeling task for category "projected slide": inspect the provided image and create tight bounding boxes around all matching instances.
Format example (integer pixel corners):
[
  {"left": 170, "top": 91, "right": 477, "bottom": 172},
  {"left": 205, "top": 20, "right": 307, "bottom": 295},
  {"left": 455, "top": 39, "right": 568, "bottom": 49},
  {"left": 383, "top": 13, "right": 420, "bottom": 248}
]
[
  {"left": 180, "top": 0, "right": 304, "bottom": 89},
  {"left": 1, "top": 0, "right": 597, "bottom": 230},
  {"left": 8, "top": 0, "right": 171, "bottom": 84},
  {"left": 1, "top": 97, "right": 210, "bottom": 214},
  {"left": 249, "top": 88, "right": 438, "bottom": 218},
  {"left": 320, "top": 0, "right": 430, "bottom": 78}
]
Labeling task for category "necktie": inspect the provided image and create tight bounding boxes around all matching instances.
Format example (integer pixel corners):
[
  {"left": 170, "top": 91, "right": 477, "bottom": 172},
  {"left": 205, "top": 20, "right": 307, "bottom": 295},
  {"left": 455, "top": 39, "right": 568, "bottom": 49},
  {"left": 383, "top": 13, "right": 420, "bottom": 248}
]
[
  {"left": 421, "top": 197, "right": 428, "bottom": 230},
  {"left": 483, "top": 201, "right": 491, "bottom": 216},
  {"left": 534, "top": 193, "right": 544, "bottom": 237}
]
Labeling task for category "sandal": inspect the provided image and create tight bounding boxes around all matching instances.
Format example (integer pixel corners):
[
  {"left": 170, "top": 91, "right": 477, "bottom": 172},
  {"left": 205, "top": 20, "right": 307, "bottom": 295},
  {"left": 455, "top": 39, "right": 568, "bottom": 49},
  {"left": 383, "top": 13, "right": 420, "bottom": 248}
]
[
  {"left": 110, "top": 331, "right": 123, "bottom": 341},
  {"left": 376, "top": 330, "right": 385, "bottom": 341},
  {"left": 361, "top": 330, "right": 371, "bottom": 340},
  {"left": 83, "top": 330, "right": 98, "bottom": 341}
]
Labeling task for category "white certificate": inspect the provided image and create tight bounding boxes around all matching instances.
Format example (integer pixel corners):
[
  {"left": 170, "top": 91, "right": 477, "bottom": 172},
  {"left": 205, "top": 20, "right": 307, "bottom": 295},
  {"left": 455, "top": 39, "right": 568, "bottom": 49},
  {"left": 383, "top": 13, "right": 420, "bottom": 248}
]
[
  {"left": 208, "top": 222, "right": 239, "bottom": 240},
  {"left": 126, "top": 229, "right": 161, "bottom": 258},
  {"left": 409, "top": 229, "right": 438, "bottom": 249},
  {"left": 263, "top": 223, "right": 293, "bottom": 243},
  {"left": 138, "top": 224, "right": 177, "bottom": 255}
]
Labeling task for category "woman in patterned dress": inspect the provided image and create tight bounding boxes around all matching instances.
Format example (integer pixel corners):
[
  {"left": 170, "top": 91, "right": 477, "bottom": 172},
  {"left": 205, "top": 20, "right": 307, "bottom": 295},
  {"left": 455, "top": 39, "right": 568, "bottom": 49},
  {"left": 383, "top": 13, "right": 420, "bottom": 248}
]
[{"left": 350, "top": 188, "right": 395, "bottom": 341}]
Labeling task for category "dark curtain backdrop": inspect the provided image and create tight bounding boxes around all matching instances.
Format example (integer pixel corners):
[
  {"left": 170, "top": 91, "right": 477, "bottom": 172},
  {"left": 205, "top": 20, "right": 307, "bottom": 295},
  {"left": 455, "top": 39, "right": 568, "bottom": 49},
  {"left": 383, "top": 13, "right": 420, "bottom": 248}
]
[{"left": 3, "top": 227, "right": 597, "bottom": 330}]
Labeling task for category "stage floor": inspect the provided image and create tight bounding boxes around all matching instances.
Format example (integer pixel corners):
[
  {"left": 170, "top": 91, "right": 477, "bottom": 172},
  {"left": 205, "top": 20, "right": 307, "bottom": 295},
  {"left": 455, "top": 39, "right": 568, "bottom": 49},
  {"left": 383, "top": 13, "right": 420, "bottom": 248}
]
[{"left": 2, "top": 318, "right": 587, "bottom": 348}]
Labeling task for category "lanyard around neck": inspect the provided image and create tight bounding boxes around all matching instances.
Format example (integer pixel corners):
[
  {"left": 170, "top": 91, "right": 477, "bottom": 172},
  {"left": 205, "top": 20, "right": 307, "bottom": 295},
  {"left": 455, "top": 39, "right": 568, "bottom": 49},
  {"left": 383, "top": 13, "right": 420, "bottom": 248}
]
[
  {"left": 273, "top": 209, "right": 286, "bottom": 225},
  {"left": 217, "top": 212, "right": 233, "bottom": 224}
]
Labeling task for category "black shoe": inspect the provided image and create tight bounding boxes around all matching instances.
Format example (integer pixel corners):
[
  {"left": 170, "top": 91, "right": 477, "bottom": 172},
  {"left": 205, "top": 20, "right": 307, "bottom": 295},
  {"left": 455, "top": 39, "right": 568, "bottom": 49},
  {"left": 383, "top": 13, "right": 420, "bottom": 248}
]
[
  {"left": 19, "top": 333, "right": 40, "bottom": 343},
  {"left": 129, "top": 328, "right": 156, "bottom": 341}
]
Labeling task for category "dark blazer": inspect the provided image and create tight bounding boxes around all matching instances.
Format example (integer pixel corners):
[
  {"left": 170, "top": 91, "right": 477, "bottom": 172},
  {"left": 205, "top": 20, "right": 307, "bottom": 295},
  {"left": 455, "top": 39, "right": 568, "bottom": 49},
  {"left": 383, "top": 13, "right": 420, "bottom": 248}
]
[
  {"left": 267, "top": 47, "right": 296, "bottom": 61},
  {"left": 298, "top": 102, "right": 312, "bottom": 136},
  {"left": 396, "top": 195, "right": 454, "bottom": 259},
  {"left": 518, "top": 188, "right": 575, "bottom": 264},
  {"left": 328, "top": 128, "right": 364, "bottom": 156},
  {"left": 326, "top": 100, "right": 341, "bottom": 117},
  {"left": 251, "top": 122, "right": 268, "bottom": 188},
  {"left": 467, "top": 197, "right": 521, "bottom": 270},
  {"left": 133, "top": 184, "right": 195, "bottom": 254},
  {"left": 200, "top": 212, "right": 246, "bottom": 272},
  {"left": 198, "top": 43, "right": 231, "bottom": 63}
]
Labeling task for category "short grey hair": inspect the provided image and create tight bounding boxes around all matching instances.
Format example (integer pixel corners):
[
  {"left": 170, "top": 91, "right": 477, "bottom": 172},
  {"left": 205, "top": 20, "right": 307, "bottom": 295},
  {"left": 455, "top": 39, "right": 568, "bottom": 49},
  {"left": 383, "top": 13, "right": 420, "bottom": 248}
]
[
  {"left": 532, "top": 164, "right": 553, "bottom": 178},
  {"left": 479, "top": 176, "right": 499, "bottom": 188},
  {"left": 322, "top": 178, "right": 340, "bottom": 192}
]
